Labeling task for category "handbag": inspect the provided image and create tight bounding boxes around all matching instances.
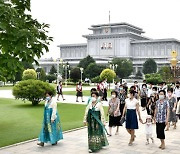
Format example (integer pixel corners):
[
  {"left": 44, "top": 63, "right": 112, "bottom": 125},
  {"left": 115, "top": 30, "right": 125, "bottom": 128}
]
[{"left": 120, "top": 117, "right": 126, "bottom": 125}]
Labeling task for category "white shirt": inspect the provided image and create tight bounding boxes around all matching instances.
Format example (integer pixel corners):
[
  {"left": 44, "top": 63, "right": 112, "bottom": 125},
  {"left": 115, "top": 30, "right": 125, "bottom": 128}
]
[
  {"left": 147, "top": 88, "right": 153, "bottom": 97},
  {"left": 145, "top": 122, "right": 153, "bottom": 134},
  {"left": 125, "top": 98, "right": 138, "bottom": 109},
  {"left": 174, "top": 88, "right": 180, "bottom": 97},
  {"left": 45, "top": 97, "right": 57, "bottom": 121}
]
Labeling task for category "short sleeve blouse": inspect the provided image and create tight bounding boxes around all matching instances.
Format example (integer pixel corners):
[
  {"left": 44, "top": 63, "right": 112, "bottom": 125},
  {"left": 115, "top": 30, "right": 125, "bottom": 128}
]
[{"left": 125, "top": 98, "right": 138, "bottom": 109}]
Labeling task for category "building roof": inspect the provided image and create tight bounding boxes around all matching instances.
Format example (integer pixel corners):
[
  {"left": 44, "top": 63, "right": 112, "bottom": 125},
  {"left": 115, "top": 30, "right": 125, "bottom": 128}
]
[
  {"left": 131, "top": 38, "right": 180, "bottom": 44},
  {"left": 58, "top": 43, "right": 87, "bottom": 48},
  {"left": 91, "top": 22, "right": 143, "bottom": 31}
]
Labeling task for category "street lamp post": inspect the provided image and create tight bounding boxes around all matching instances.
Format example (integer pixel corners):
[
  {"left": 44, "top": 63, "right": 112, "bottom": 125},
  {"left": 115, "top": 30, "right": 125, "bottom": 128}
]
[
  {"left": 37, "top": 72, "right": 40, "bottom": 80},
  {"left": 170, "top": 50, "right": 178, "bottom": 82},
  {"left": 109, "top": 64, "right": 118, "bottom": 84},
  {"left": 63, "top": 64, "right": 69, "bottom": 87},
  {"left": 69, "top": 70, "right": 71, "bottom": 80},
  {"left": 80, "top": 67, "right": 84, "bottom": 83}
]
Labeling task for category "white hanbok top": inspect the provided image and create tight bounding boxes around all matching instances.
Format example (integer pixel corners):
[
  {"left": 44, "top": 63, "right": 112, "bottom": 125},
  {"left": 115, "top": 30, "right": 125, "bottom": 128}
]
[
  {"left": 45, "top": 97, "right": 57, "bottom": 121},
  {"left": 83, "top": 101, "right": 106, "bottom": 124}
]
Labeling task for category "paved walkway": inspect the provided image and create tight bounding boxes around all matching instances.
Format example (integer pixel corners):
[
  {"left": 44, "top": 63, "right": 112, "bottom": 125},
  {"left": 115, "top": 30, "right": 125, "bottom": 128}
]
[
  {"left": 0, "top": 89, "right": 180, "bottom": 154},
  {"left": 0, "top": 108, "right": 180, "bottom": 154}
]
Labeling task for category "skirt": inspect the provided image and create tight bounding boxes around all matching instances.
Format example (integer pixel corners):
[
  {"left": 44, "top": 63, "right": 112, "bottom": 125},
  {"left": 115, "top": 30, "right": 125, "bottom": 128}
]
[
  {"left": 109, "top": 115, "right": 121, "bottom": 127},
  {"left": 168, "top": 109, "right": 177, "bottom": 122},
  {"left": 76, "top": 91, "right": 83, "bottom": 97},
  {"left": 156, "top": 122, "right": 166, "bottom": 139},
  {"left": 126, "top": 109, "right": 138, "bottom": 129},
  {"left": 87, "top": 110, "right": 108, "bottom": 152}
]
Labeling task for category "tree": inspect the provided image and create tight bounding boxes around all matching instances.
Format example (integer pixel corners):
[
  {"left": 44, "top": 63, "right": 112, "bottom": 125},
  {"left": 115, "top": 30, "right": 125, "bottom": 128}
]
[
  {"left": 145, "top": 73, "right": 163, "bottom": 85},
  {"left": 112, "top": 58, "right": 133, "bottom": 78},
  {"left": 39, "top": 68, "right": 46, "bottom": 81},
  {"left": 100, "top": 69, "right": 116, "bottom": 83},
  {"left": 49, "top": 65, "right": 57, "bottom": 75},
  {"left": 22, "top": 69, "right": 37, "bottom": 80},
  {"left": 136, "top": 70, "right": 143, "bottom": 79},
  {"left": 78, "top": 55, "right": 95, "bottom": 70},
  {"left": 84, "top": 63, "right": 106, "bottom": 79},
  {"left": 158, "top": 66, "right": 172, "bottom": 83},
  {"left": 71, "top": 67, "right": 81, "bottom": 82},
  {"left": 0, "top": 0, "right": 52, "bottom": 81},
  {"left": 46, "top": 74, "right": 56, "bottom": 83},
  {"left": 13, "top": 79, "right": 56, "bottom": 105},
  {"left": 143, "top": 59, "right": 157, "bottom": 74}
]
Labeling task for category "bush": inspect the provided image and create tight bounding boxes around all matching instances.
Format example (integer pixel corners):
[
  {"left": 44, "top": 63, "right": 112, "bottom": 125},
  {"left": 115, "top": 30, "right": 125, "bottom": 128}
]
[
  {"left": 145, "top": 73, "right": 163, "bottom": 85},
  {"left": 13, "top": 79, "right": 56, "bottom": 105},
  {"left": 22, "top": 69, "right": 37, "bottom": 80},
  {"left": 100, "top": 69, "right": 116, "bottom": 83},
  {"left": 91, "top": 76, "right": 101, "bottom": 83},
  {"left": 46, "top": 74, "right": 56, "bottom": 83}
]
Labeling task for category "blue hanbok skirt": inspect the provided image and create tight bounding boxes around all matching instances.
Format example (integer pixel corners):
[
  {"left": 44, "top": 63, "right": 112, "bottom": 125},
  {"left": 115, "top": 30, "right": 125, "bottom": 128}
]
[
  {"left": 38, "top": 106, "right": 63, "bottom": 144},
  {"left": 125, "top": 109, "right": 138, "bottom": 129}
]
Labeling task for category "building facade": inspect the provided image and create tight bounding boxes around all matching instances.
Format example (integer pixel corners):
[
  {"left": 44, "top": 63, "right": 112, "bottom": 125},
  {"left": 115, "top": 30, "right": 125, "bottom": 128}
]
[{"left": 38, "top": 22, "right": 180, "bottom": 74}]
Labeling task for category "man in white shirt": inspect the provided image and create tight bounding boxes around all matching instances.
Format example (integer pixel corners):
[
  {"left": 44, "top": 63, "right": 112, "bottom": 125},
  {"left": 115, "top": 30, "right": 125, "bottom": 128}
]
[
  {"left": 147, "top": 82, "right": 153, "bottom": 115},
  {"left": 174, "top": 81, "right": 180, "bottom": 102},
  {"left": 102, "top": 79, "right": 108, "bottom": 101}
]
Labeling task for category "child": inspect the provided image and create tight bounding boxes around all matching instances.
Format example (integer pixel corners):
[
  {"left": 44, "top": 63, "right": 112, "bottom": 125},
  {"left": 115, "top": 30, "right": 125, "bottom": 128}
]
[{"left": 143, "top": 115, "right": 154, "bottom": 145}]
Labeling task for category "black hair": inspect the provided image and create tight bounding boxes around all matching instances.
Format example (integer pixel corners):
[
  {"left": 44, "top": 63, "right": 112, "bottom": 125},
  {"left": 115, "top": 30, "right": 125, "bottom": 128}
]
[
  {"left": 45, "top": 91, "right": 53, "bottom": 96},
  {"left": 176, "top": 81, "right": 180, "bottom": 84},
  {"left": 111, "top": 90, "right": 118, "bottom": 97},
  {"left": 59, "top": 81, "right": 62, "bottom": 84},
  {"left": 159, "top": 89, "right": 166, "bottom": 96},
  {"left": 129, "top": 90, "right": 135, "bottom": 96},
  {"left": 167, "top": 88, "right": 173, "bottom": 93},
  {"left": 130, "top": 86, "right": 135, "bottom": 90},
  {"left": 90, "top": 88, "right": 97, "bottom": 92},
  {"left": 91, "top": 91, "right": 99, "bottom": 97},
  {"left": 142, "top": 84, "right": 147, "bottom": 88},
  {"left": 134, "top": 81, "right": 138, "bottom": 83},
  {"left": 152, "top": 86, "right": 157, "bottom": 91}
]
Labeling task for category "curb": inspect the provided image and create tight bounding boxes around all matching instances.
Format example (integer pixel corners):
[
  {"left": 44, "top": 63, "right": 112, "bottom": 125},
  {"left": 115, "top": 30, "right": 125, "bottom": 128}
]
[{"left": 0, "top": 126, "right": 87, "bottom": 150}]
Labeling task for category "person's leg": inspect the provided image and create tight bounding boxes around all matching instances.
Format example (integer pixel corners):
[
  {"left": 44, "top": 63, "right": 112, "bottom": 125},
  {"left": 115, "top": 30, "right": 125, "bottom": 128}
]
[
  {"left": 165, "top": 122, "right": 170, "bottom": 131},
  {"left": 126, "top": 129, "right": 131, "bottom": 135},
  {"left": 109, "top": 127, "right": 112, "bottom": 136},
  {"left": 57, "top": 94, "right": 60, "bottom": 100},
  {"left": 76, "top": 96, "right": 78, "bottom": 102},
  {"left": 146, "top": 134, "right": 149, "bottom": 145},
  {"left": 161, "top": 139, "right": 165, "bottom": 149},
  {"left": 115, "top": 126, "right": 119, "bottom": 135},
  {"left": 173, "top": 122, "right": 177, "bottom": 129}
]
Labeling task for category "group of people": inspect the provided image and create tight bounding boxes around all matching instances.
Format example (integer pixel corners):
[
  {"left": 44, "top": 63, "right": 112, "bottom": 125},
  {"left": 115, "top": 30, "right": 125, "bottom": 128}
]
[{"left": 36, "top": 79, "right": 180, "bottom": 153}]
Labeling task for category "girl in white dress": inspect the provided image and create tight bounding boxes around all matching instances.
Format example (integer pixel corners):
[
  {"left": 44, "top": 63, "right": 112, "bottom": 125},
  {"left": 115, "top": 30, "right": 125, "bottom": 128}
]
[{"left": 143, "top": 115, "right": 154, "bottom": 145}]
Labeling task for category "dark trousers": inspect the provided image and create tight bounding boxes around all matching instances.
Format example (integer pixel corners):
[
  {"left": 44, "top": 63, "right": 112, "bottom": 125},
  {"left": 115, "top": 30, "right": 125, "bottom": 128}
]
[{"left": 146, "top": 97, "right": 151, "bottom": 115}]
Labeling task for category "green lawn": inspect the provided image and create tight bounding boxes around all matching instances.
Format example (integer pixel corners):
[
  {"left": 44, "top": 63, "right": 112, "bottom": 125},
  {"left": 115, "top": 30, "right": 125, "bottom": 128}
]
[
  {"left": 0, "top": 98, "right": 108, "bottom": 147},
  {"left": 0, "top": 85, "right": 13, "bottom": 90},
  {"left": 63, "top": 90, "right": 112, "bottom": 97}
]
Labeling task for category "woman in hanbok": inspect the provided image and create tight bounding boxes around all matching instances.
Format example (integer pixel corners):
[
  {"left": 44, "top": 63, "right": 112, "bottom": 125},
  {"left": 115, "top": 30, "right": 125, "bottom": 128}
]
[
  {"left": 83, "top": 91, "right": 108, "bottom": 153},
  {"left": 37, "top": 91, "right": 63, "bottom": 147}
]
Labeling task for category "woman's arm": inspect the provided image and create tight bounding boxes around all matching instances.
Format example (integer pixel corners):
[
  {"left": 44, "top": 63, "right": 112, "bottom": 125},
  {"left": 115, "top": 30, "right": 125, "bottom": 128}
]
[
  {"left": 83, "top": 104, "right": 90, "bottom": 125},
  {"left": 136, "top": 103, "right": 143, "bottom": 123},
  {"left": 51, "top": 101, "right": 57, "bottom": 122},
  {"left": 99, "top": 103, "right": 106, "bottom": 125},
  {"left": 121, "top": 103, "right": 127, "bottom": 118}
]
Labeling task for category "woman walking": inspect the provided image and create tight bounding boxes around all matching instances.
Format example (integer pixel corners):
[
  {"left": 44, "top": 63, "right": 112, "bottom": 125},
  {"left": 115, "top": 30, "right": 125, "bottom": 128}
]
[
  {"left": 83, "top": 91, "right": 108, "bottom": 153},
  {"left": 121, "top": 90, "right": 143, "bottom": 146},
  {"left": 37, "top": 91, "right": 63, "bottom": 146},
  {"left": 107, "top": 91, "right": 121, "bottom": 136},
  {"left": 76, "top": 81, "right": 84, "bottom": 102},
  {"left": 154, "top": 90, "right": 169, "bottom": 150},
  {"left": 166, "top": 88, "right": 177, "bottom": 130}
]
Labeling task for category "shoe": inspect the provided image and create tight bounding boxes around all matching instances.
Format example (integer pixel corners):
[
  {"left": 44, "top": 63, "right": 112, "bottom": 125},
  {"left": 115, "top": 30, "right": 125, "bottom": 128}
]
[
  {"left": 82, "top": 101, "right": 85, "bottom": 102},
  {"left": 108, "top": 134, "right": 112, "bottom": 137},
  {"left": 63, "top": 99, "right": 65, "bottom": 101},
  {"left": 161, "top": 146, "right": 165, "bottom": 150},
  {"left": 76, "top": 100, "right": 79, "bottom": 102},
  {"left": 146, "top": 141, "right": 149, "bottom": 145},
  {"left": 165, "top": 129, "right": 169, "bottom": 131},
  {"left": 88, "top": 149, "right": 93, "bottom": 153},
  {"left": 128, "top": 142, "right": 133, "bottom": 146},
  {"left": 37, "top": 142, "right": 44, "bottom": 147},
  {"left": 115, "top": 132, "right": 119, "bottom": 135},
  {"left": 52, "top": 142, "right": 57, "bottom": 146},
  {"left": 159, "top": 145, "right": 162, "bottom": 149}
]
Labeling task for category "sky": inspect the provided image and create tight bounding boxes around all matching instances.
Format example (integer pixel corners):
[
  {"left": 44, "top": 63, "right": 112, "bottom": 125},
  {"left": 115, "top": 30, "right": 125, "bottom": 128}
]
[{"left": 31, "top": 0, "right": 180, "bottom": 59}]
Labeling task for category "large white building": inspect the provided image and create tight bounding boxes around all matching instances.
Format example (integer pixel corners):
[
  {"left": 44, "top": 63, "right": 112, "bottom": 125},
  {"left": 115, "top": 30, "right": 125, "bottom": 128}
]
[{"left": 38, "top": 22, "right": 180, "bottom": 74}]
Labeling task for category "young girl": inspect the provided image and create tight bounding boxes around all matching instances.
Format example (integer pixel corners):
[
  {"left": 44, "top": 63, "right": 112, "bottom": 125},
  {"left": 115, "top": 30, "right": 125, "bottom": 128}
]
[{"left": 143, "top": 115, "right": 154, "bottom": 145}]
